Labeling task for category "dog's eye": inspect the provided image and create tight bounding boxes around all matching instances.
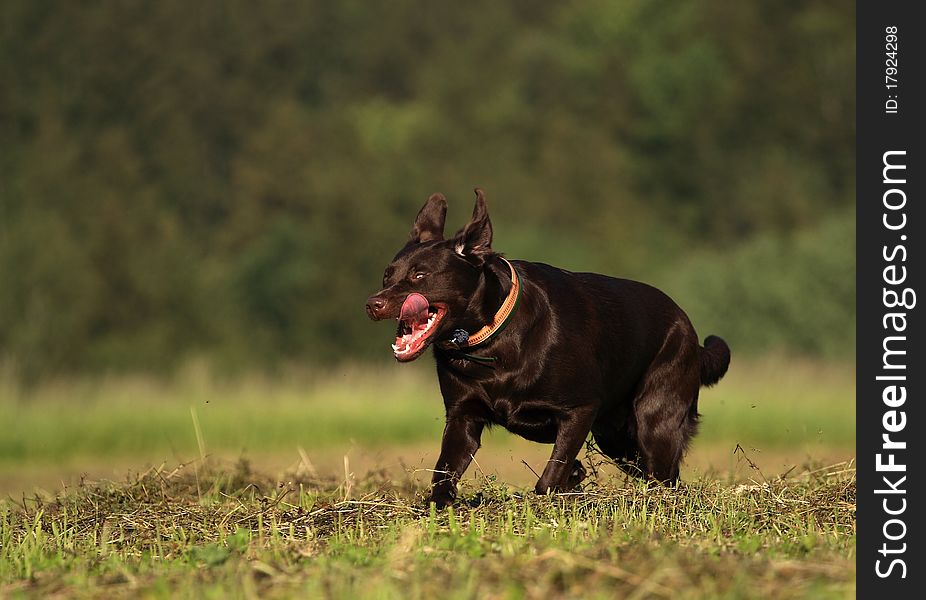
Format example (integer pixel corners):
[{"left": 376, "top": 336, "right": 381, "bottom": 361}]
[{"left": 412, "top": 272, "right": 427, "bottom": 281}]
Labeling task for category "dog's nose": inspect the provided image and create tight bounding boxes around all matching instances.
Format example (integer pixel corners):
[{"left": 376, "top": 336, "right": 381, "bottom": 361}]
[{"left": 366, "top": 296, "right": 387, "bottom": 320}]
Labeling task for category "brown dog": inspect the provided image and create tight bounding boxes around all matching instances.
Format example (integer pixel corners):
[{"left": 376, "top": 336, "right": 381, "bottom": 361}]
[{"left": 366, "top": 189, "right": 730, "bottom": 507}]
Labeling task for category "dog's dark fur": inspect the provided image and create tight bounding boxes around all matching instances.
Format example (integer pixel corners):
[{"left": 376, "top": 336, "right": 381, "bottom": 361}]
[{"left": 366, "top": 190, "right": 730, "bottom": 508}]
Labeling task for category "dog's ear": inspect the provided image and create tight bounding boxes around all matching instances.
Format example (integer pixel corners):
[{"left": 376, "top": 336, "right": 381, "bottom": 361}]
[
  {"left": 409, "top": 193, "right": 447, "bottom": 243},
  {"left": 453, "top": 188, "right": 493, "bottom": 260}
]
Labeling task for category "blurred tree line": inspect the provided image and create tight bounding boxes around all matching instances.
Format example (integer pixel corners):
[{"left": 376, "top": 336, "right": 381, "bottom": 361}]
[{"left": 0, "top": 0, "right": 854, "bottom": 378}]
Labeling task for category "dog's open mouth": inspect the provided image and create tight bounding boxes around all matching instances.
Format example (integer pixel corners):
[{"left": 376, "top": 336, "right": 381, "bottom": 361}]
[{"left": 392, "top": 293, "right": 447, "bottom": 362}]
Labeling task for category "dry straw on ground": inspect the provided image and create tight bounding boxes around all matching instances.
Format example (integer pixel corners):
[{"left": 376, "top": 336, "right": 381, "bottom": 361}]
[{"left": 2, "top": 455, "right": 856, "bottom": 598}]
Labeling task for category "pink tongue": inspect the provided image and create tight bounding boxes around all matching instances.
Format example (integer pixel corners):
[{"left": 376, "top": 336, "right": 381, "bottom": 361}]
[{"left": 400, "top": 293, "right": 430, "bottom": 329}]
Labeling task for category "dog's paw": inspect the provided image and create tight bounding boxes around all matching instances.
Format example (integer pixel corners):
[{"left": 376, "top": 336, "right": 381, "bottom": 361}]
[
  {"left": 566, "top": 460, "right": 587, "bottom": 490},
  {"left": 425, "top": 490, "right": 456, "bottom": 510},
  {"left": 462, "top": 492, "right": 484, "bottom": 508}
]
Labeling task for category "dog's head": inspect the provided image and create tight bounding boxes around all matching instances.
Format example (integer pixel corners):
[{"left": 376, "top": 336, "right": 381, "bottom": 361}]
[{"left": 366, "top": 189, "right": 496, "bottom": 362}]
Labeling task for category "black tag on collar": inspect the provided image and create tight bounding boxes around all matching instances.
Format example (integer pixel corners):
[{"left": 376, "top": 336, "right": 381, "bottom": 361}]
[{"left": 449, "top": 329, "right": 470, "bottom": 346}]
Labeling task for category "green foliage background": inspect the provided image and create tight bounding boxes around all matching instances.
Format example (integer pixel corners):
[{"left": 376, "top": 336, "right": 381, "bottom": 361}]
[{"left": 0, "top": 1, "right": 855, "bottom": 378}]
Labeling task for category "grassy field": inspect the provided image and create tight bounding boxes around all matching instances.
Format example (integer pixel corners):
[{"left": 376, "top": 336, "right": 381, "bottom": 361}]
[
  {"left": 1, "top": 358, "right": 855, "bottom": 597},
  {"left": 1, "top": 357, "right": 853, "bottom": 490},
  {"left": 1, "top": 459, "right": 855, "bottom": 598}
]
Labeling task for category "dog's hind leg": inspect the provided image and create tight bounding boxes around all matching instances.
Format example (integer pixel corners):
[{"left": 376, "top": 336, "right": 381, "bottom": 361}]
[
  {"left": 632, "top": 329, "right": 701, "bottom": 484},
  {"left": 634, "top": 385, "right": 700, "bottom": 483},
  {"left": 534, "top": 407, "right": 597, "bottom": 495}
]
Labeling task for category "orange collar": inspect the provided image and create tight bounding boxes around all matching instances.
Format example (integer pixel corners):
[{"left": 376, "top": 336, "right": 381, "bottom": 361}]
[{"left": 438, "top": 258, "right": 521, "bottom": 350}]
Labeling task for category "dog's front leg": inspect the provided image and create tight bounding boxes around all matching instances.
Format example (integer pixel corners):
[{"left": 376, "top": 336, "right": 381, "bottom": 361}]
[
  {"left": 428, "top": 417, "right": 484, "bottom": 508},
  {"left": 535, "top": 408, "right": 596, "bottom": 495}
]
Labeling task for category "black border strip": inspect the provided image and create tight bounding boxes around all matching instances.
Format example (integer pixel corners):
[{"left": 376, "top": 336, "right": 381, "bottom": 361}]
[{"left": 857, "top": 1, "right": 924, "bottom": 595}]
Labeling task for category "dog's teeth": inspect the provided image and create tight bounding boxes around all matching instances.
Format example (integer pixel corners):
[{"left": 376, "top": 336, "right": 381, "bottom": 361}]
[{"left": 391, "top": 344, "right": 399, "bottom": 351}]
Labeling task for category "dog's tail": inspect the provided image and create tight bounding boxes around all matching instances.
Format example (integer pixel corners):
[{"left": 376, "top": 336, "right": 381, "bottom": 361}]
[{"left": 699, "top": 335, "right": 731, "bottom": 387}]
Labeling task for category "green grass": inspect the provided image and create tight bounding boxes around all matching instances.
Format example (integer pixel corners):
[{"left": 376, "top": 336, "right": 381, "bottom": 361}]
[
  {"left": 0, "top": 357, "right": 854, "bottom": 472},
  {"left": 1, "top": 459, "right": 855, "bottom": 598},
  {"left": 0, "top": 359, "right": 856, "bottom": 597}
]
